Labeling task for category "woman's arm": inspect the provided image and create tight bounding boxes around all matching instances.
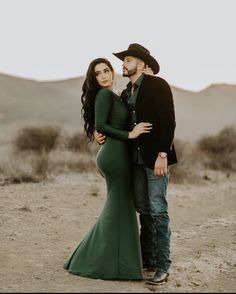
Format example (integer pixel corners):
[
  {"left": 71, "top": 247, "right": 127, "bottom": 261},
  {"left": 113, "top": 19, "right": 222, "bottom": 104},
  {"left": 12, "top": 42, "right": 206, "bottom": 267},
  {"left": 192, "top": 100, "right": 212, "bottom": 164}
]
[
  {"left": 95, "top": 89, "right": 129, "bottom": 140},
  {"left": 95, "top": 89, "right": 152, "bottom": 141}
]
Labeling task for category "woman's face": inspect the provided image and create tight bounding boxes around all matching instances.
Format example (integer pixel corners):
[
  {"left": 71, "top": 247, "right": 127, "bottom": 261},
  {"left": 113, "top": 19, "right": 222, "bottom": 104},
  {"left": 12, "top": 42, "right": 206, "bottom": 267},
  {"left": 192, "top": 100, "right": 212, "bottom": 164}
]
[{"left": 94, "top": 63, "right": 114, "bottom": 88}]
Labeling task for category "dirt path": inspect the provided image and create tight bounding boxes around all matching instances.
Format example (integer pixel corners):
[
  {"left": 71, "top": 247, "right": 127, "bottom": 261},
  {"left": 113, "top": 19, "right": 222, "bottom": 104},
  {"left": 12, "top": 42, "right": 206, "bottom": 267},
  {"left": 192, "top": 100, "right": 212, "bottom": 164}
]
[{"left": 0, "top": 172, "right": 235, "bottom": 292}]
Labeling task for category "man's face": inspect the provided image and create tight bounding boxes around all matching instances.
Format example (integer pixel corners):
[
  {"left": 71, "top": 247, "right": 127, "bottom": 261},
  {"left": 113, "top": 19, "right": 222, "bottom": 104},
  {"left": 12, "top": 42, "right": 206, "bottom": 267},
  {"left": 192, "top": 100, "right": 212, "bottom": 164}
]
[{"left": 122, "top": 56, "right": 139, "bottom": 77}]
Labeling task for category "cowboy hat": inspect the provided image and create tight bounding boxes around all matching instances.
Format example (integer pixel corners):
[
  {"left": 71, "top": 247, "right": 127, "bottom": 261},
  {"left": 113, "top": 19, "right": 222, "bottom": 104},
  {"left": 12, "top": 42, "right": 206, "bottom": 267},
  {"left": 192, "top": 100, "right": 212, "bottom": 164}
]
[{"left": 113, "top": 43, "right": 160, "bottom": 74}]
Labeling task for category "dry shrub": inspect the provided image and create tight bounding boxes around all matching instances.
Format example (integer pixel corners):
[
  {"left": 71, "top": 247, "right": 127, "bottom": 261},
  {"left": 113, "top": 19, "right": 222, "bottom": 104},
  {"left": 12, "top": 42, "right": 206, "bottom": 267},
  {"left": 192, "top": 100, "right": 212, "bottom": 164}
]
[
  {"left": 14, "top": 126, "right": 61, "bottom": 154},
  {"left": 0, "top": 153, "right": 49, "bottom": 186},
  {"left": 67, "top": 156, "right": 96, "bottom": 173},
  {"left": 65, "top": 132, "right": 99, "bottom": 154},
  {"left": 1, "top": 127, "right": 99, "bottom": 185},
  {"left": 31, "top": 152, "right": 50, "bottom": 177},
  {"left": 169, "top": 139, "right": 197, "bottom": 183},
  {"left": 49, "top": 150, "right": 96, "bottom": 174},
  {"left": 66, "top": 132, "right": 90, "bottom": 152},
  {"left": 89, "top": 140, "right": 101, "bottom": 154},
  {"left": 197, "top": 126, "right": 236, "bottom": 172},
  {"left": 0, "top": 149, "right": 97, "bottom": 186}
]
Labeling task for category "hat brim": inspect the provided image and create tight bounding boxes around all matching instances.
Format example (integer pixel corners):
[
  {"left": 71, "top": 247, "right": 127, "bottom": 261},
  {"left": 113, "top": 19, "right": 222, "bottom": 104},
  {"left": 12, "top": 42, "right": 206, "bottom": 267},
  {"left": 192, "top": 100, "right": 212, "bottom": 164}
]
[{"left": 113, "top": 49, "right": 160, "bottom": 74}]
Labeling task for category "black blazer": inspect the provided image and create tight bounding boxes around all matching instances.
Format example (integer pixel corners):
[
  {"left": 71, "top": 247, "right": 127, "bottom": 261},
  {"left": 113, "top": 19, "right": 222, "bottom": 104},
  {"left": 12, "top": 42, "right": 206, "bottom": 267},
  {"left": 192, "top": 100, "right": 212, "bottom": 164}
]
[{"left": 122, "top": 75, "right": 177, "bottom": 169}]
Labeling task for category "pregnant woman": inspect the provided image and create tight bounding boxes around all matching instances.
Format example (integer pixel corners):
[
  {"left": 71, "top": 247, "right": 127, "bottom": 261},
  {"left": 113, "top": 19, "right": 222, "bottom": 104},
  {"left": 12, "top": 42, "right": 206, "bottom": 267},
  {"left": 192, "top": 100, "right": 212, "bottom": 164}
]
[{"left": 63, "top": 58, "right": 152, "bottom": 280}]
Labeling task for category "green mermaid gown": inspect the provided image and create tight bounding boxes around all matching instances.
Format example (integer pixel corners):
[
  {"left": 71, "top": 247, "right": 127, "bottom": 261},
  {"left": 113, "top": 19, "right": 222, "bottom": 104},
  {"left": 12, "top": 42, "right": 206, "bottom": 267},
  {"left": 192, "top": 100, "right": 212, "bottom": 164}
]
[{"left": 64, "top": 88, "right": 143, "bottom": 280}]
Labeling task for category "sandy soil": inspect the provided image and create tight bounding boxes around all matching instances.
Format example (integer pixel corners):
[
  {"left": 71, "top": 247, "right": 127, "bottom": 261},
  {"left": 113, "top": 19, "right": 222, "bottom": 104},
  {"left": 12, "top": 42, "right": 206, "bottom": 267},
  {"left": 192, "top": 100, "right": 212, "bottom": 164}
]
[{"left": 0, "top": 171, "right": 235, "bottom": 293}]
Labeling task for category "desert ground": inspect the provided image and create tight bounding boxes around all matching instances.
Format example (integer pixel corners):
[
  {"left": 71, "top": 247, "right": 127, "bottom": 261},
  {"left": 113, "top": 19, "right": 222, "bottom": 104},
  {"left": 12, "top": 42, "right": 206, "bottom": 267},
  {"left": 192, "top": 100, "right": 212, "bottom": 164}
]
[{"left": 0, "top": 169, "right": 235, "bottom": 293}]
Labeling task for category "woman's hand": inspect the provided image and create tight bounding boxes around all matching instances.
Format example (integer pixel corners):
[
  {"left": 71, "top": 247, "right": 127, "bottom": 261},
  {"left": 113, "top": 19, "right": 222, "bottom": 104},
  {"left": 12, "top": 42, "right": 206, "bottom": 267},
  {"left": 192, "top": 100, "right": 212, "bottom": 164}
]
[
  {"left": 94, "top": 130, "right": 106, "bottom": 145},
  {"left": 141, "top": 65, "right": 154, "bottom": 76},
  {"left": 128, "top": 122, "right": 152, "bottom": 139}
]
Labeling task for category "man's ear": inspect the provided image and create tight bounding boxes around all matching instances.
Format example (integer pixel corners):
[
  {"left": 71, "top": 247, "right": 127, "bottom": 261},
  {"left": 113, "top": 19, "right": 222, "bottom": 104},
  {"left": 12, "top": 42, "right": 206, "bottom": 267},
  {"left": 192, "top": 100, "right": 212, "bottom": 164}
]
[{"left": 137, "top": 60, "right": 145, "bottom": 71}]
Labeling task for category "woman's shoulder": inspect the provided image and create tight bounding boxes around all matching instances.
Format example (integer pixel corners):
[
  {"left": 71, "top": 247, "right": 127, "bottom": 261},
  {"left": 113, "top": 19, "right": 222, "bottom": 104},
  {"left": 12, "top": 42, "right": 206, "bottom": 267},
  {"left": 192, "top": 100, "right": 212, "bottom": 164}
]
[
  {"left": 96, "top": 88, "right": 120, "bottom": 99},
  {"left": 98, "top": 87, "right": 111, "bottom": 94},
  {"left": 96, "top": 88, "right": 112, "bottom": 98}
]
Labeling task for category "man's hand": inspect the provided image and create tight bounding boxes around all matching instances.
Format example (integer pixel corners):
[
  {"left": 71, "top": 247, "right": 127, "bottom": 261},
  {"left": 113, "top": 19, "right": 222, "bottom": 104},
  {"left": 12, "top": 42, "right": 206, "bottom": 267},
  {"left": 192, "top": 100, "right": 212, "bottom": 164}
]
[
  {"left": 154, "top": 156, "right": 168, "bottom": 176},
  {"left": 94, "top": 130, "right": 106, "bottom": 145}
]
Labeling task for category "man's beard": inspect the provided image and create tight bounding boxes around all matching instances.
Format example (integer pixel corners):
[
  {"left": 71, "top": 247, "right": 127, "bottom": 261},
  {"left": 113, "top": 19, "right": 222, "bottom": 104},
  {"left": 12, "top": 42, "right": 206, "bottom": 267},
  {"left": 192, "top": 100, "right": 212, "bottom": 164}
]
[{"left": 122, "top": 66, "right": 137, "bottom": 77}]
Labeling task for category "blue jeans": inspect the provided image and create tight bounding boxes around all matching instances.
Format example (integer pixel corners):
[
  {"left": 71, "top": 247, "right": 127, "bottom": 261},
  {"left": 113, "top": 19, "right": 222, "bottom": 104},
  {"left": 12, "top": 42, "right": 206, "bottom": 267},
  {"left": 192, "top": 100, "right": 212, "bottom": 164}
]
[{"left": 133, "top": 164, "right": 171, "bottom": 273}]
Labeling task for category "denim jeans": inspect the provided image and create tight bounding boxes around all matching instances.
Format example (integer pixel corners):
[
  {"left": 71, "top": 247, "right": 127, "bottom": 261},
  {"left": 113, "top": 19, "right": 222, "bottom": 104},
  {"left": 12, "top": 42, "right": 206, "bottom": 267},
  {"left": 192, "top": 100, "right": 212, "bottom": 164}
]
[{"left": 133, "top": 164, "right": 171, "bottom": 273}]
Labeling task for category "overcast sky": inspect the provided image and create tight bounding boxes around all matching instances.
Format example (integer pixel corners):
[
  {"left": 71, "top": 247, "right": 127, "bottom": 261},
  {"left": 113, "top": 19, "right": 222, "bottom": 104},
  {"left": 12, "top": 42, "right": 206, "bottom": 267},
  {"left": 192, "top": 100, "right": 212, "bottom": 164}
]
[{"left": 0, "top": 0, "right": 235, "bottom": 91}]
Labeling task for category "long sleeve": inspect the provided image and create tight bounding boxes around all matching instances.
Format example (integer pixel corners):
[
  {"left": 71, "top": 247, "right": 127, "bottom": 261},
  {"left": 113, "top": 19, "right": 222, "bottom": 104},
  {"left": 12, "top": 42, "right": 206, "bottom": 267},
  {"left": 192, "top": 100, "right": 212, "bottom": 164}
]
[
  {"left": 154, "top": 79, "right": 176, "bottom": 153},
  {"left": 95, "top": 89, "right": 129, "bottom": 140}
]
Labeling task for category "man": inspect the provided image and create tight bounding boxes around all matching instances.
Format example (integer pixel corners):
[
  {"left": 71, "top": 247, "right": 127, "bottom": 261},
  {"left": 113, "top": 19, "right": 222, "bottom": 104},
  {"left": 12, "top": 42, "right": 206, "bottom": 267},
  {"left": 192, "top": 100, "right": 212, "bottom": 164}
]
[{"left": 96, "top": 43, "right": 177, "bottom": 284}]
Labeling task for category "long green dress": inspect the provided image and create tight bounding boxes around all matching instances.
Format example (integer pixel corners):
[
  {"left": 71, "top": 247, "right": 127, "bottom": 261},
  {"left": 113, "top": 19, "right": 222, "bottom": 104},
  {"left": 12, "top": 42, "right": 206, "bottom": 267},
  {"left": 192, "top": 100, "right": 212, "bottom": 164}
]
[{"left": 63, "top": 88, "right": 143, "bottom": 280}]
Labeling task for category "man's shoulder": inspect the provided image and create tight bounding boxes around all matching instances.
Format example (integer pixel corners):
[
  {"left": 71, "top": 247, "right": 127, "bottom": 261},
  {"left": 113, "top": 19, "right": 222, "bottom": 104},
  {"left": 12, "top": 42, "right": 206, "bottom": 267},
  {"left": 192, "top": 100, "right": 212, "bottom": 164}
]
[{"left": 143, "top": 75, "right": 170, "bottom": 88}]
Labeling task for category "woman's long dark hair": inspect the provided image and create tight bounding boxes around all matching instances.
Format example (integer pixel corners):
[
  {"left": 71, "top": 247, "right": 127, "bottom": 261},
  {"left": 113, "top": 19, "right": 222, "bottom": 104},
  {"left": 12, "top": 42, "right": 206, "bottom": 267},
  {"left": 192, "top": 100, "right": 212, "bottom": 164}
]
[{"left": 81, "top": 58, "right": 114, "bottom": 141}]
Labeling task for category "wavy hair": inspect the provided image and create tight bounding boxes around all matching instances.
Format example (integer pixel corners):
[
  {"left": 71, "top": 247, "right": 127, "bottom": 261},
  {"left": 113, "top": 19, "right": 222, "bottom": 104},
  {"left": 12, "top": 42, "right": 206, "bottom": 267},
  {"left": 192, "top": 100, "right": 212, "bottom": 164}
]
[{"left": 81, "top": 58, "right": 114, "bottom": 141}]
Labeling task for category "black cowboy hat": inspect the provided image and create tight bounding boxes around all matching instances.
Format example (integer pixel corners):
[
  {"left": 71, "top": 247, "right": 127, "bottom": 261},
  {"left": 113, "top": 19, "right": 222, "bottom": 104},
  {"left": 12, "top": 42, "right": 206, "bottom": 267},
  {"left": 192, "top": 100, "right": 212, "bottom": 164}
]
[{"left": 113, "top": 43, "right": 160, "bottom": 74}]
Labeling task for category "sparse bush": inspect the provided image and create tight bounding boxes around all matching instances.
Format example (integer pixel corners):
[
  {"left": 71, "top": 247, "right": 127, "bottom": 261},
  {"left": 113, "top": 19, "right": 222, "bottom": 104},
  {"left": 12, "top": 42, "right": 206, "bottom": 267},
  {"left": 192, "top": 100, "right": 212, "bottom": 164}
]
[
  {"left": 169, "top": 139, "right": 197, "bottom": 183},
  {"left": 49, "top": 150, "right": 96, "bottom": 174},
  {"left": 66, "top": 132, "right": 90, "bottom": 152},
  {"left": 197, "top": 126, "right": 236, "bottom": 172},
  {"left": 0, "top": 154, "right": 47, "bottom": 186},
  {"left": 65, "top": 132, "right": 100, "bottom": 154},
  {"left": 198, "top": 126, "right": 236, "bottom": 154},
  {"left": 14, "top": 126, "right": 61, "bottom": 154},
  {"left": 0, "top": 126, "right": 100, "bottom": 185},
  {"left": 31, "top": 153, "right": 49, "bottom": 177}
]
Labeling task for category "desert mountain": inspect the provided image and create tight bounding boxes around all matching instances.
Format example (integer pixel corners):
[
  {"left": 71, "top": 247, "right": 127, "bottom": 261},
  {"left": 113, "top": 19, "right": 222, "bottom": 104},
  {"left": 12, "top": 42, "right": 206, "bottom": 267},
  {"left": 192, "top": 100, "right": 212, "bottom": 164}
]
[{"left": 0, "top": 73, "right": 235, "bottom": 142}]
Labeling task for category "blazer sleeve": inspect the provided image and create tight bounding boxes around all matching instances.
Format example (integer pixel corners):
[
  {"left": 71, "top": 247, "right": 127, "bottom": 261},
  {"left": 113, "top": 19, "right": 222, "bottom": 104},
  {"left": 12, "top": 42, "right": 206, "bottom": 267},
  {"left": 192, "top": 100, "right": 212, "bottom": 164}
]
[
  {"left": 153, "top": 78, "right": 176, "bottom": 153},
  {"left": 95, "top": 89, "right": 129, "bottom": 141}
]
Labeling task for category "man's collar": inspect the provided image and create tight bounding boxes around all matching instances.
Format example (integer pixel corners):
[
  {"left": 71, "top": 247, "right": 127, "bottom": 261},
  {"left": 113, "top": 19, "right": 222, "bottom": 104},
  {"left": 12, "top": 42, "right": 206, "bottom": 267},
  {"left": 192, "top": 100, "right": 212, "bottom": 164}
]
[
  {"left": 135, "top": 73, "right": 145, "bottom": 87},
  {"left": 126, "top": 73, "right": 145, "bottom": 90}
]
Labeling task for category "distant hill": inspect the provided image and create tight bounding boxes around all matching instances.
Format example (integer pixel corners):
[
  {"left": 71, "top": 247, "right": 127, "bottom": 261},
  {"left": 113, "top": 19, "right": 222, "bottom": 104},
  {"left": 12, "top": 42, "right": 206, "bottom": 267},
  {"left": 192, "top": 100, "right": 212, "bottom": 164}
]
[{"left": 0, "top": 73, "right": 235, "bottom": 143}]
